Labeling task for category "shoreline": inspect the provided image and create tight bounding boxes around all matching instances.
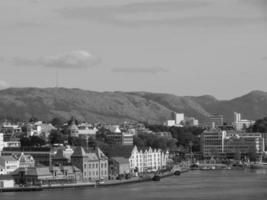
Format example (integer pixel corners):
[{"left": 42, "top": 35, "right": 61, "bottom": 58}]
[{"left": 0, "top": 171, "right": 177, "bottom": 193}]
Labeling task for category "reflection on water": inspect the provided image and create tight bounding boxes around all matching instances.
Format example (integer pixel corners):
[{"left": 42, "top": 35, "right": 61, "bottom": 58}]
[{"left": 1, "top": 169, "right": 267, "bottom": 200}]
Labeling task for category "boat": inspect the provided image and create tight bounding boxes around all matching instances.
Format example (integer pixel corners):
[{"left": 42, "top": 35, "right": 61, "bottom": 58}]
[
  {"left": 152, "top": 174, "right": 161, "bottom": 181},
  {"left": 250, "top": 162, "right": 267, "bottom": 169},
  {"left": 173, "top": 170, "right": 181, "bottom": 176}
]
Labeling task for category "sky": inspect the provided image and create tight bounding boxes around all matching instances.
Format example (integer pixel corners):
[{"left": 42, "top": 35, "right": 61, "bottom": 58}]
[{"left": 0, "top": 0, "right": 267, "bottom": 99}]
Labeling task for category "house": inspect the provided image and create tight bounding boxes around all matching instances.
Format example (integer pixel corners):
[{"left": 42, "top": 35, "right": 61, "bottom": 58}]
[
  {"left": 71, "top": 146, "right": 108, "bottom": 182},
  {"left": 13, "top": 152, "right": 35, "bottom": 168},
  {"left": 53, "top": 146, "right": 74, "bottom": 166},
  {"left": 109, "top": 145, "right": 169, "bottom": 174},
  {"left": 12, "top": 165, "right": 82, "bottom": 186},
  {"left": 0, "top": 175, "right": 15, "bottom": 188},
  {"left": 109, "top": 157, "right": 130, "bottom": 179},
  {"left": 0, "top": 156, "right": 19, "bottom": 174},
  {"left": 0, "top": 165, "right": 6, "bottom": 175}
]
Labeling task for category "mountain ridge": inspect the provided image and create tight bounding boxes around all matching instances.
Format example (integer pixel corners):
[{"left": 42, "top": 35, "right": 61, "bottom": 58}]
[{"left": 0, "top": 87, "right": 266, "bottom": 124}]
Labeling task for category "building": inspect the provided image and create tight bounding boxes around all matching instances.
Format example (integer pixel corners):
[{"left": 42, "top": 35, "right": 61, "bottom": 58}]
[
  {"left": 2, "top": 147, "right": 53, "bottom": 166},
  {"left": 109, "top": 157, "right": 130, "bottom": 179},
  {"left": 1, "top": 122, "right": 21, "bottom": 134},
  {"left": 0, "top": 175, "right": 15, "bottom": 188},
  {"left": 109, "top": 145, "right": 169, "bottom": 174},
  {"left": 13, "top": 152, "right": 35, "bottom": 168},
  {"left": 233, "top": 112, "right": 255, "bottom": 131},
  {"left": 209, "top": 114, "right": 224, "bottom": 128},
  {"left": 184, "top": 117, "right": 199, "bottom": 127},
  {"left": 0, "top": 156, "right": 19, "bottom": 174},
  {"left": 71, "top": 146, "right": 108, "bottom": 182},
  {"left": 27, "top": 122, "right": 56, "bottom": 138},
  {"left": 53, "top": 146, "right": 74, "bottom": 166},
  {"left": 0, "top": 133, "right": 4, "bottom": 153},
  {"left": 106, "top": 128, "right": 134, "bottom": 146},
  {"left": 262, "top": 133, "right": 267, "bottom": 152},
  {"left": 175, "top": 113, "right": 185, "bottom": 126},
  {"left": 164, "top": 120, "right": 176, "bottom": 127},
  {"left": 12, "top": 166, "right": 82, "bottom": 186},
  {"left": 201, "top": 130, "right": 265, "bottom": 159},
  {"left": 129, "top": 146, "right": 169, "bottom": 173}
]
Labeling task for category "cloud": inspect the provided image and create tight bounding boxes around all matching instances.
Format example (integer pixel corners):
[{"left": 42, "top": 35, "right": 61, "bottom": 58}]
[
  {"left": 57, "top": 0, "right": 266, "bottom": 27},
  {"left": 112, "top": 66, "right": 167, "bottom": 74},
  {"left": 0, "top": 80, "right": 9, "bottom": 90},
  {"left": 7, "top": 51, "right": 101, "bottom": 69}
]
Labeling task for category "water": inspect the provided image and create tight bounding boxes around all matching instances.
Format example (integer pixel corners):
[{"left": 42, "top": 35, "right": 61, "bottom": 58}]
[{"left": 1, "top": 169, "right": 267, "bottom": 200}]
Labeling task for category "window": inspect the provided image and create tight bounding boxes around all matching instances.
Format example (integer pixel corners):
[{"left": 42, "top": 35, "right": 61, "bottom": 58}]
[{"left": 96, "top": 163, "right": 98, "bottom": 168}]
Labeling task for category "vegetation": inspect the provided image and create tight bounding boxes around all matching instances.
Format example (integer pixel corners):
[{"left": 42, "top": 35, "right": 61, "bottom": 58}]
[{"left": 20, "top": 136, "right": 45, "bottom": 147}]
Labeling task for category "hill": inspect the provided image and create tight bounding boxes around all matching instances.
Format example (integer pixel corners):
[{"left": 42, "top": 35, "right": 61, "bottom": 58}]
[{"left": 0, "top": 87, "right": 266, "bottom": 124}]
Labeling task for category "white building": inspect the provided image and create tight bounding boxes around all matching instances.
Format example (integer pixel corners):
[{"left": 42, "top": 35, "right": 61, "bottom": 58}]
[
  {"left": 175, "top": 113, "right": 185, "bottom": 126},
  {"left": 0, "top": 156, "right": 19, "bottom": 174},
  {"left": 129, "top": 146, "right": 169, "bottom": 173},
  {"left": 0, "top": 133, "right": 4, "bottom": 153},
  {"left": 233, "top": 112, "right": 255, "bottom": 131},
  {"left": 0, "top": 175, "right": 15, "bottom": 188}
]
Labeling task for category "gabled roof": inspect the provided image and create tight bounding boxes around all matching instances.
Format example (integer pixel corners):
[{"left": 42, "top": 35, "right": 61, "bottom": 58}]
[
  {"left": 71, "top": 146, "right": 107, "bottom": 161},
  {"left": 71, "top": 146, "right": 87, "bottom": 157},
  {"left": 109, "top": 145, "right": 134, "bottom": 159},
  {"left": 112, "top": 157, "right": 130, "bottom": 164}
]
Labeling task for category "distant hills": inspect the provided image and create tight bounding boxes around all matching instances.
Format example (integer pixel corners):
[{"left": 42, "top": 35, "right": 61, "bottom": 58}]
[{"left": 0, "top": 87, "right": 267, "bottom": 124}]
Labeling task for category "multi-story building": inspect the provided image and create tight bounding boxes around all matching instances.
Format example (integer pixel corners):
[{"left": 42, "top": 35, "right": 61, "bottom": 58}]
[
  {"left": 129, "top": 146, "right": 169, "bottom": 173},
  {"left": 233, "top": 112, "right": 255, "bottom": 131},
  {"left": 0, "top": 156, "right": 19, "bottom": 174},
  {"left": 105, "top": 127, "right": 134, "bottom": 146},
  {"left": 71, "top": 146, "right": 108, "bottom": 182},
  {"left": 201, "top": 129, "right": 265, "bottom": 159},
  {"left": 201, "top": 129, "right": 225, "bottom": 158},
  {"left": 209, "top": 114, "right": 224, "bottom": 128},
  {"left": 13, "top": 153, "right": 35, "bottom": 168},
  {"left": 0, "top": 133, "right": 4, "bottom": 153}
]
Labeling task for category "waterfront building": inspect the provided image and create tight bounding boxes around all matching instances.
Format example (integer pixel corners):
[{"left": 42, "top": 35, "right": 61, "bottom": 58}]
[
  {"left": 71, "top": 146, "right": 108, "bottom": 182},
  {"left": 0, "top": 156, "right": 19, "bottom": 174},
  {"left": 1, "top": 147, "right": 52, "bottom": 166},
  {"left": 201, "top": 129, "right": 265, "bottom": 159},
  {"left": 109, "top": 145, "right": 169, "bottom": 173},
  {"left": 129, "top": 146, "right": 169, "bottom": 173},
  {"left": 0, "top": 175, "right": 15, "bottom": 188},
  {"left": 0, "top": 133, "right": 4, "bottom": 153},
  {"left": 12, "top": 166, "right": 82, "bottom": 186},
  {"left": 109, "top": 157, "right": 130, "bottom": 179},
  {"left": 233, "top": 112, "right": 255, "bottom": 131},
  {"left": 13, "top": 152, "right": 35, "bottom": 168}
]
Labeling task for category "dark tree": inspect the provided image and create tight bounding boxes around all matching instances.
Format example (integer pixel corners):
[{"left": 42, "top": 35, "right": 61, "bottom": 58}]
[
  {"left": 50, "top": 117, "right": 64, "bottom": 128},
  {"left": 49, "top": 130, "right": 65, "bottom": 144}
]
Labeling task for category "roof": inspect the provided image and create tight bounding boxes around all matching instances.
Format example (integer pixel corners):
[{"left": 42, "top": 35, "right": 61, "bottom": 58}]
[
  {"left": 0, "top": 175, "right": 14, "bottom": 180},
  {"left": 109, "top": 145, "right": 134, "bottom": 159},
  {"left": 71, "top": 146, "right": 107, "bottom": 161},
  {"left": 112, "top": 157, "right": 129, "bottom": 164},
  {"left": 0, "top": 155, "right": 18, "bottom": 162}
]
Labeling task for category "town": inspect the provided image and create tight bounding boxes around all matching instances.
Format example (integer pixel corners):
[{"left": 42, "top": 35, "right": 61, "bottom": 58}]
[{"left": 0, "top": 112, "right": 266, "bottom": 190}]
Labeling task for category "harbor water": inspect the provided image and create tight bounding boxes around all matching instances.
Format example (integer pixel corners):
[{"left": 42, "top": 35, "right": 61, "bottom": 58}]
[{"left": 1, "top": 169, "right": 267, "bottom": 200}]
